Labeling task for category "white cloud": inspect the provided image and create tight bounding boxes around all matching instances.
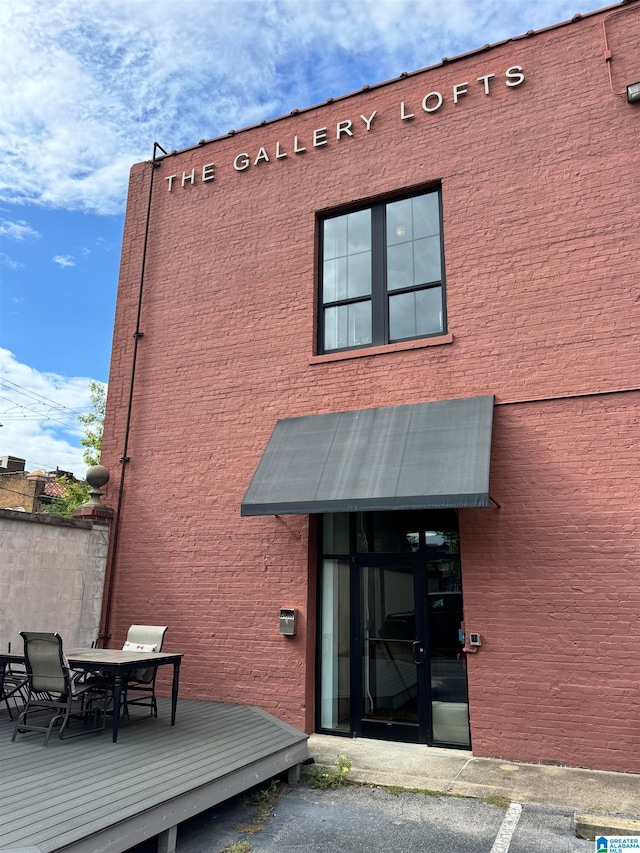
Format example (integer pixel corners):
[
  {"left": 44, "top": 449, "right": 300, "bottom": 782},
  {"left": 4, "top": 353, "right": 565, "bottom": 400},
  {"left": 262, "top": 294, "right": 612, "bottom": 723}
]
[
  {"left": 0, "top": 349, "right": 101, "bottom": 478},
  {"left": 0, "top": 0, "right": 594, "bottom": 217},
  {"left": 52, "top": 255, "right": 75, "bottom": 268},
  {"left": 0, "top": 219, "right": 40, "bottom": 240},
  {"left": 0, "top": 253, "right": 23, "bottom": 270}
]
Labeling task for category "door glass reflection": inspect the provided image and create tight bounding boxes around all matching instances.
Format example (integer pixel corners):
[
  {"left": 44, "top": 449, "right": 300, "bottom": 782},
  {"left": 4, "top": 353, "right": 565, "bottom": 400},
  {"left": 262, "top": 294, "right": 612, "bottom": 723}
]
[
  {"left": 361, "top": 565, "right": 418, "bottom": 725},
  {"left": 427, "top": 534, "right": 469, "bottom": 746}
]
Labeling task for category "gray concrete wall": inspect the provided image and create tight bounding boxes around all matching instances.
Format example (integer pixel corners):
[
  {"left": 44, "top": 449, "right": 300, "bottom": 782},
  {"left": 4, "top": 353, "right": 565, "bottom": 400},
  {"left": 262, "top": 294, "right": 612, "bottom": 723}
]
[{"left": 0, "top": 509, "right": 109, "bottom": 653}]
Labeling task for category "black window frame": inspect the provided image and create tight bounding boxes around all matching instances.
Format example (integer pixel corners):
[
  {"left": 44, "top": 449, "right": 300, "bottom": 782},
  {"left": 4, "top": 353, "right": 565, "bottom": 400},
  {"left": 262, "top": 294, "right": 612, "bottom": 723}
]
[{"left": 318, "top": 186, "right": 447, "bottom": 354}]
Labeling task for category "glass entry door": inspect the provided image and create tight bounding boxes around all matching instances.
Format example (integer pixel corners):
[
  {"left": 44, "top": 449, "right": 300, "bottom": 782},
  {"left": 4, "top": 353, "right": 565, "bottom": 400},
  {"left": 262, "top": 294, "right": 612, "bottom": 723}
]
[
  {"left": 318, "top": 510, "right": 470, "bottom": 747},
  {"left": 360, "top": 561, "right": 426, "bottom": 741}
]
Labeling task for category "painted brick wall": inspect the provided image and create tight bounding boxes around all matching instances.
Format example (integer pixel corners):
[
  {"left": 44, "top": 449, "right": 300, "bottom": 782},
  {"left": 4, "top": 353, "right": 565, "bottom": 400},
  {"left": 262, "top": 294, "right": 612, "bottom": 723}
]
[
  {"left": 101, "top": 5, "right": 640, "bottom": 772},
  {"left": 463, "top": 393, "right": 639, "bottom": 770}
]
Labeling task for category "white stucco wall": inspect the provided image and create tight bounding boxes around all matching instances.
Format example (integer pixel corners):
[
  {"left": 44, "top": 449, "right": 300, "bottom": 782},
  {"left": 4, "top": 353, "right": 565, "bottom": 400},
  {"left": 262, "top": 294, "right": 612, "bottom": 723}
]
[{"left": 0, "top": 509, "right": 110, "bottom": 653}]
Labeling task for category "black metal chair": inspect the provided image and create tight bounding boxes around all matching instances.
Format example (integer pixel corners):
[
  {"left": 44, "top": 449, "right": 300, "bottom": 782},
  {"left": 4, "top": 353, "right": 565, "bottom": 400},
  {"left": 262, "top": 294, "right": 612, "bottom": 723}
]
[
  {"left": 121, "top": 625, "right": 168, "bottom": 719},
  {"left": 11, "top": 632, "right": 109, "bottom": 747},
  {"left": 2, "top": 661, "right": 28, "bottom": 720}
]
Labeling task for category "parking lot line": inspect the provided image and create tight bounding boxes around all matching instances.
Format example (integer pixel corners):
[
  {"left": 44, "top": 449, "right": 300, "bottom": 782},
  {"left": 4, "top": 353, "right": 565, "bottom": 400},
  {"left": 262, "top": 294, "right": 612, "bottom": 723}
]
[{"left": 490, "top": 802, "right": 523, "bottom": 853}]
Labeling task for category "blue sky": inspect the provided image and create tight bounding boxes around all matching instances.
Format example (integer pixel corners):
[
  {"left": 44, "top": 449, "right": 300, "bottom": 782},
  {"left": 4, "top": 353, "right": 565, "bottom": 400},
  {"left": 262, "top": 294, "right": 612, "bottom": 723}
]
[{"left": 0, "top": 0, "right": 608, "bottom": 477}]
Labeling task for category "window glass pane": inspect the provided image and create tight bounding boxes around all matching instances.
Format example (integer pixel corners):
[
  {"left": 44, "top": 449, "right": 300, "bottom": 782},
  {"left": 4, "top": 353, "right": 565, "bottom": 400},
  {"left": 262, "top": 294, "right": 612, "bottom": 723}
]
[
  {"left": 388, "top": 291, "right": 416, "bottom": 340},
  {"left": 324, "top": 301, "right": 372, "bottom": 350},
  {"left": 320, "top": 559, "right": 351, "bottom": 732},
  {"left": 426, "top": 528, "right": 461, "bottom": 593},
  {"left": 356, "top": 511, "right": 422, "bottom": 553},
  {"left": 386, "top": 198, "right": 413, "bottom": 246},
  {"left": 361, "top": 565, "right": 417, "bottom": 724},
  {"left": 429, "top": 589, "right": 468, "bottom": 745},
  {"left": 347, "top": 209, "right": 371, "bottom": 254},
  {"left": 348, "top": 300, "right": 372, "bottom": 346},
  {"left": 324, "top": 305, "right": 339, "bottom": 350},
  {"left": 323, "top": 211, "right": 371, "bottom": 304},
  {"left": 412, "top": 193, "right": 440, "bottom": 240},
  {"left": 322, "top": 256, "right": 347, "bottom": 304},
  {"left": 356, "top": 509, "right": 459, "bottom": 553},
  {"left": 413, "top": 235, "right": 441, "bottom": 284},
  {"left": 415, "top": 286, "right": 443, "bottom": 335},
  {"left": 323, "top": 513, "right": 350, "bottom": 554},
  {"left": 323, "top": 216, "right": 347, "bottom": 261},
  {"left": 386, "top": 242, "right": 414, "bottom": 291},
  {"left": 389, "top": 287, "right": 443, "bottom": 341},
  {"left": 387, "top": 192, "right": 441, "bottom": 291},
  {"left": 347, "top": 251, "right": 372, "bottom": 298}
]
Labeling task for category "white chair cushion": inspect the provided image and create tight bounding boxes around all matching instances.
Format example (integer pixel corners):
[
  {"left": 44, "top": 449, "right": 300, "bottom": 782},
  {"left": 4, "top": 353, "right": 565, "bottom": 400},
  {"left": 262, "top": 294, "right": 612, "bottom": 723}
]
[{"left": 122, "top": 641, "right": 157, "bottom": 653}]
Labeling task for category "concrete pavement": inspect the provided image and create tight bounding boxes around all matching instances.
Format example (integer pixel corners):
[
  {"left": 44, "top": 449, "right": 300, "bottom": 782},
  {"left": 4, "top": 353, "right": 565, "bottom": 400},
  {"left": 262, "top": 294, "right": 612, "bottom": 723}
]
[{"left": 307, "top": 734, "right": 640, "bottom": 840}]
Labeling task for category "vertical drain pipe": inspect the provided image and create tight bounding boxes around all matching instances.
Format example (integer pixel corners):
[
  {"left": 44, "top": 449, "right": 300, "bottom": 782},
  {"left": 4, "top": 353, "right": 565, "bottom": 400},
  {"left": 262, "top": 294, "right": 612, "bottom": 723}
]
[{"left": 99, "top": 142, "right": 167, "bottom": 645}]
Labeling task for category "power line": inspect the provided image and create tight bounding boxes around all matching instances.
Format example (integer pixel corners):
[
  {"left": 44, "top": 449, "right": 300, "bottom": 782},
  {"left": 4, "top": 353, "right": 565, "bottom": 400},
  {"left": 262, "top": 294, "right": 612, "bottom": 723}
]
[
  {"left": 0, "top": 378, "right": 97, "bottom": 417},
  {"left": 0, "top": 395, "right": 82, "bottom": 431},
  {"left": 0, "top": 381, "right": 102, "bottom": 474}
]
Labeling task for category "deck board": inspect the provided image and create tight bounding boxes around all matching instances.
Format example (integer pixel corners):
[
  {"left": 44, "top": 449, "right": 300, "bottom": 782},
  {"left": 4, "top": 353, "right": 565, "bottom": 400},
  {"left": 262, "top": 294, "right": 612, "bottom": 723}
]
[{"left": 0, "top": 697, "right": 308, "bottom": 852}]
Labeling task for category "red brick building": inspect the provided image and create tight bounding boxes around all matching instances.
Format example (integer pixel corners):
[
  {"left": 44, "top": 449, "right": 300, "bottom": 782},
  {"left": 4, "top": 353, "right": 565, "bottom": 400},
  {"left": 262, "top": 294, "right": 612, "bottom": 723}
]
[{"left": 101, "top": 2, "right": 640, "bottom": 774}]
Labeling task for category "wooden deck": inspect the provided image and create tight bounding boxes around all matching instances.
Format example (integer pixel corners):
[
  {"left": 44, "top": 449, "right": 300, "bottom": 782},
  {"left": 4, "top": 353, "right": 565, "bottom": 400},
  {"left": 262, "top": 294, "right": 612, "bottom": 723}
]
[{"left": 0, "top": 697, "right": 308, "bottom": 853}]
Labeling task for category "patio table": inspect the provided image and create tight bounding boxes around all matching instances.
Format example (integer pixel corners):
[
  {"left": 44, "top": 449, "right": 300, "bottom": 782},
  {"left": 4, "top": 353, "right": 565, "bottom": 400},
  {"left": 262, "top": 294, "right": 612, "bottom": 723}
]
[{"left": 0, "top": 647, "right": 183, "bottom": 743}]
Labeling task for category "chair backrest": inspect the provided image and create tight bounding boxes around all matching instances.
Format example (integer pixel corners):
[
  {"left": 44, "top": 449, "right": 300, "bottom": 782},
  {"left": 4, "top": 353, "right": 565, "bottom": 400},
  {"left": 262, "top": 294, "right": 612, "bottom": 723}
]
[
  {"left": 126, "top": 625, "right": 168, "bottom": 651},
  {"left": 124, "top": 625, "right": 168, "bottom": 683},
  {"left": 21, "top": 632, "right": 70, "bottom": 695}
]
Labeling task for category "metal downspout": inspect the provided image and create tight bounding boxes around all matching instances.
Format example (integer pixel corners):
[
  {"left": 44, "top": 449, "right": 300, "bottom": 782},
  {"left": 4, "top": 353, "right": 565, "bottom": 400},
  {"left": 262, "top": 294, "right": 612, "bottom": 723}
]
[{"left": 99, "top": 142, "right": 167, "bottom": 645}]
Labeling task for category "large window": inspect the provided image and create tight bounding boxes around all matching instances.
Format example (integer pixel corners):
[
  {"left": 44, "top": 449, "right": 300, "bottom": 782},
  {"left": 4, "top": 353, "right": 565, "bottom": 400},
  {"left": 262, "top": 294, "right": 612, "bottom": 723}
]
[{"left": 319, "top": 188, "right": 445, "bottom": 353}]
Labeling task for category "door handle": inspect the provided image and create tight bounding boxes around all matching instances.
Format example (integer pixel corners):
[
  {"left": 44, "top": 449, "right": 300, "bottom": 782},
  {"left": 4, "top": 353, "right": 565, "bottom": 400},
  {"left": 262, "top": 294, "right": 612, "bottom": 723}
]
[{"left": 412, "top": 641, "right": 425, "bottom": 665}]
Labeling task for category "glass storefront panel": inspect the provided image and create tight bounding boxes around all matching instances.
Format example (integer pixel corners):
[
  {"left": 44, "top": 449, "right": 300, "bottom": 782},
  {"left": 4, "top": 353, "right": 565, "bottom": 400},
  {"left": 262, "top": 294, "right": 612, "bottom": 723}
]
[
  {"left": 429, "top": 590, "right": 468, "bottom": 745},
  {"left": 356, "top": 511, "right": 420, "bottom": 553},
  {"left": 318, "top": 510, "right": 469, "bottom": 747},
  {"left": 322, "top": 513, "right": 350, "bottom": 555},
  {"left": 356, "top": 510, "right": 458, "bottom": 554},
  {"left": 319, "top": 559, "right": 351, "bottom": 732}
]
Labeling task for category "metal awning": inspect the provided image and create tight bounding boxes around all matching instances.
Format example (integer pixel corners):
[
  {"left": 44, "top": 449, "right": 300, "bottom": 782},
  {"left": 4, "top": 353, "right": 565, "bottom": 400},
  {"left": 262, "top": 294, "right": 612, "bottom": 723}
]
[{"left": 241, "top": 395, "right": 495, "bottom": 516}]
